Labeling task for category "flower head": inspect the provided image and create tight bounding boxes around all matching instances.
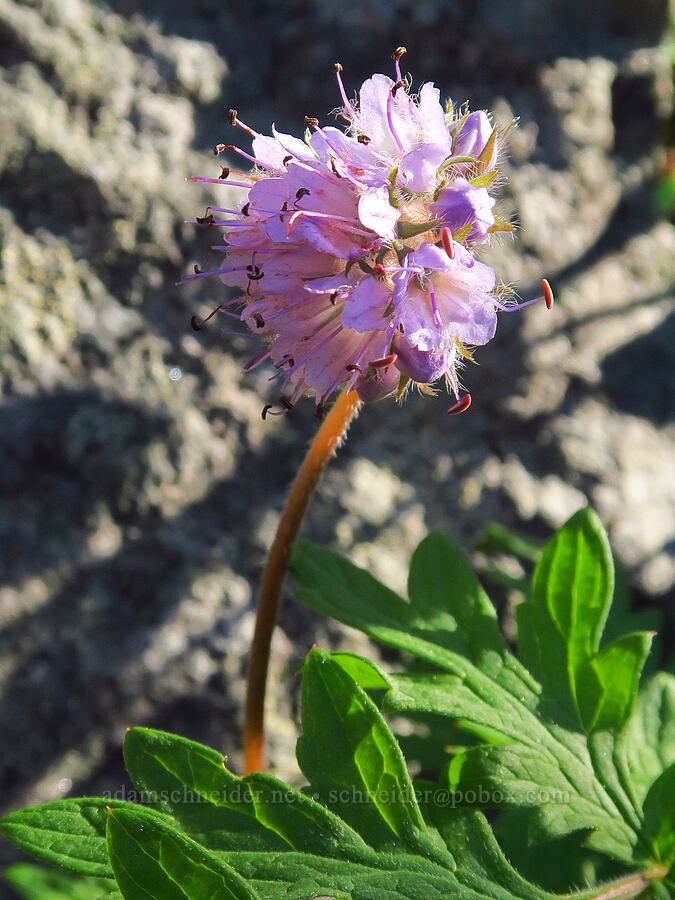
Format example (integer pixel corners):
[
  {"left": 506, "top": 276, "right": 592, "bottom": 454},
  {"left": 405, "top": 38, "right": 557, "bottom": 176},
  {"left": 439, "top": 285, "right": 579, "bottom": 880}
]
[{"left": 186, "top": 49, "right": 552, "bottom": 415}]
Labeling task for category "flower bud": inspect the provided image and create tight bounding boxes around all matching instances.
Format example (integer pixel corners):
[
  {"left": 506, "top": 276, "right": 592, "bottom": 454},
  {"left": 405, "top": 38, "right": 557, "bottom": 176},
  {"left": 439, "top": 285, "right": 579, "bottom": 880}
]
[{"left": 430, "top": 178, "right": 496, "bottom": 244}]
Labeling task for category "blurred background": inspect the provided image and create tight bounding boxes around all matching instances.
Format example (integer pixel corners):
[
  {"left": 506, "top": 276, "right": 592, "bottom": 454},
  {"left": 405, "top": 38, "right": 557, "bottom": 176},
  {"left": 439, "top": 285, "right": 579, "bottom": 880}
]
[{"left": 0, "top": 0, "right": 674, "bottom": 887}]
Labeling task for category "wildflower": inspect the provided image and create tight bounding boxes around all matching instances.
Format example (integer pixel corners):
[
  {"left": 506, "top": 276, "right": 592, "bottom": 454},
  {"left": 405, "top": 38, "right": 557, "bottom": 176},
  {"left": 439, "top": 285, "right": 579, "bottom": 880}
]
[{"left": 186, "top": 49, "right": 552, "bottom": 414}]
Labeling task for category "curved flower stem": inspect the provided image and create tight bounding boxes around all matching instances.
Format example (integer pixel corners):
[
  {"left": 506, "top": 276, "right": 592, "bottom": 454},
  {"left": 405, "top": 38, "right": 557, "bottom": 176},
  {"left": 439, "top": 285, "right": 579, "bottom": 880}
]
[{"left": 243, "top": 386, "right": 362, "bottom": 774}]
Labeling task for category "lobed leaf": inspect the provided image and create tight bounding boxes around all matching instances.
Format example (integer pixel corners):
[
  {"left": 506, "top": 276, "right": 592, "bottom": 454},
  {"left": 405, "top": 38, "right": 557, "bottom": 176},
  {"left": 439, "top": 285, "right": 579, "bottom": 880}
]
[
  {"left": 625, "top": 672, "right": 675, "bottom": 803},
  {"left": 291, "top": 532, "right": 538, "bottom": 704},
  {"left": 518, "top": 508, "right": 615, "bottom": 729},
  {"left": 0, "top": 799, "right": 151, "bottom": 879},
  {"left": 3, "top": 514, "right": 672, "bottom": 899},
  {"left": 124, "top": 726, "right": 370, "bottom": 861},
  {"left": 292, "top": 513, "right": 664, "bottom": 867},
  {"left": 106, "top": 807, "right": 258, "bottom": 899},
  {"left": 576, "top": 632, "right": 654, "bottom": 733},
  {"left": 296, "top": 647, "right": 447, "bottom": 861},
  {"left": 641, "top": 762, "right": 675, "bottom": 866}
]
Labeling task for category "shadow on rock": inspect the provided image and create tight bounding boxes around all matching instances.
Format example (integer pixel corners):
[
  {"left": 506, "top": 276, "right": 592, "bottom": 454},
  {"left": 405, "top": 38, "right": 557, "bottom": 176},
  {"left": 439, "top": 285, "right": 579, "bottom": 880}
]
[{"left": 600, "top": 309, "right": 675, "bottom": 425}]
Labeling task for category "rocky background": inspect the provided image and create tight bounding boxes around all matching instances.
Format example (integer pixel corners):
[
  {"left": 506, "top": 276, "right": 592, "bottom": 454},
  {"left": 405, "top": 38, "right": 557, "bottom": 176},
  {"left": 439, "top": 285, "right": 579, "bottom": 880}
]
[{"left": 0, "top": 0, "right": 674, "bottom": 889}]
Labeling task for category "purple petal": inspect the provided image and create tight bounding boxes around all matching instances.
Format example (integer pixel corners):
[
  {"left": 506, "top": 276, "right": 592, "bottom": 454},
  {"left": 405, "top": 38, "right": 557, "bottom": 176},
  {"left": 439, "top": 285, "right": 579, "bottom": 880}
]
[
  {"left": 341, "top": 276, "right": 391, "bottom": 333},
  {"left": 251, "top": 134, "right": 288, "bottom": 171},
  {"left": 357, "top": 74, "right": 417, "bottom": 154},
  {"left": 398, "top": 142, "right": 448, "bottom": 193},
  {"left": 271, "top": 125, "right": 316, "bottom": 161},
  {"left": 304, "top": 273, "right": 352, "bottom": 294},
  {"left": 430, "top": 178, "right": 496, "bottom": 243},
  {"left": 392, "top": 332, "right": 447, "bottom": 383},
  {"left": 418, "top": 83, "right": 451, "bottom": 152},
  {"left": 397, "top": 282, "right": 438, "bottom": 351},
  {"left": 406, "top": 242, "right": 451, "bottom": 273},
  {"left": 358, "top": 185, "right": 400, "bottom": 238},
  {"left": 453, "top": 110, "right": 493, "bottom": 160},
  {"left": 434, "top": 278, "right": 497, "bottom": 346},
  {"left": 355, "top": 364, "right": 400, "bottom": 401}
]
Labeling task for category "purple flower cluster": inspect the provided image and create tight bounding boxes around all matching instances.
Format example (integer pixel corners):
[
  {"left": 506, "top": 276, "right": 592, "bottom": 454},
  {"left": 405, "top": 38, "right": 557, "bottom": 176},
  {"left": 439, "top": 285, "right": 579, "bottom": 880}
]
[{"left": 186, "top": 49, "right": 551, "bottom": 415}]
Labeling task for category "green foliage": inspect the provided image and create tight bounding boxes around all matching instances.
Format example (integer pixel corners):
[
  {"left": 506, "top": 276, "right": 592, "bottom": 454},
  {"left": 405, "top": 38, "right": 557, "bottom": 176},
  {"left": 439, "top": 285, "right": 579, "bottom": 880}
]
[
  {"left": 1, "top": 509, "right": 673, "bottom": 899},
  {"left": 291, "top": 510, "right": 674, "bottom": 884},
  {"left": 106, "top": 807, "right": 257, "bottom": 900},
  {"left": 0, "top": 799, "right": 147, "bottom": 878},
  {"left": 623, "top": 672, "right": 675, "bottom": 803},
  {"left": 3, "top": 863, "right": 115, "bottom": 899}
]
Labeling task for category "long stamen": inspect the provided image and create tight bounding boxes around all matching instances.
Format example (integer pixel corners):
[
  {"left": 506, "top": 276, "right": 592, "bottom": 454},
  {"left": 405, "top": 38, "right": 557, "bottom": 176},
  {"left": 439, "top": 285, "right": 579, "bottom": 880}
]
[
  {"left": 333, "top": 63, "right": 357, "bottom": 120},
  {"left": 190, "top": 305, "right": 225, "bottom": 330},
  {"left": 542, "top": 278, "right": 554, "bottom": 309},
  {"left": 282, "top": 155, "right": 359, "bottom": 190},
  {"left": 492, "top": 278, "right": 555, "bottom": 312},
  {"left": 211, "top": 157, "right": 256, "bottom": 181},
  {"left": 286, "top": 208, "right": 375, "bottom": 238},
  {"left": 193, "top": 303, "right": 251, "bottom": 334},
  {"left": 447, "top": 393, "right": 472, "bottom": 415},
  {"left": 228, "top": 109, "right": 260, "bottom": 139},
  {"left": 261, "top": 404, "right": 282, "bottom": 419},
  {"left": 181, "top": 264, "right": 254, "bottom": 283},
  {"left": 204, "top": 206, "right": 245, "bottom": 215},
  {"left": 242, "top": 348, "right": 271, "bottom": 372},
  {"left": 286, "top": 324, "right": 343, "bottom": 375},
  {"left": 445, "top": 363, "right": 460, "bottom": 399},
  {"left": 386, "top": 89, "right": 405, "bottom": 151},
  {"left": 186, "top": 219, "right": 251, "bottom": 229},
  {"left": 186, "top": 175, "right": 254, "bottom": 187},
  {"left": 310, "top": 128, "right": 368, "bottom": 188},
  {"left": 344, "top": 334, "right": 378, "bottom": 386},
  {"left": 213, "top": 141, "right": 265, "bottom": 168},
  {"left": 392, "top": 46, "right": 407, "bottom": 83},
  {"left": 256, "top": 293, "right": 331, "bottom": 323}
]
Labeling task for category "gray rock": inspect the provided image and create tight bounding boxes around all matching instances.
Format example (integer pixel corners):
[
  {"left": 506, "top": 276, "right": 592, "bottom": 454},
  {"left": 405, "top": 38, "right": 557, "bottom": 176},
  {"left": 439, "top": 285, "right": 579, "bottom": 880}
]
[{"left": 0, "top": 0, "right": 673, "bottom": 886}]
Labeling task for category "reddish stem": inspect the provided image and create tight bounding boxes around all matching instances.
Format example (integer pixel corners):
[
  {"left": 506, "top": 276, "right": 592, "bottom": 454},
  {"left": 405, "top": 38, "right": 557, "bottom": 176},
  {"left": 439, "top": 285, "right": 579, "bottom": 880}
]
[{"left": 243, "top": 386, "right": 362, "bottom": 774}]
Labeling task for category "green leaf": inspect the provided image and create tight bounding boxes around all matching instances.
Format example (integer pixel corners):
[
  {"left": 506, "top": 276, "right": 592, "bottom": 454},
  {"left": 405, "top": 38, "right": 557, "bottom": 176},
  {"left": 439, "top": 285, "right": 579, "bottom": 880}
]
[
  {"left": 474, "top": 521, "right": 543, "bottom": 564},
  {"left": 293, "top": 520, "right": 664, "bottom": 866},
  {"left": 331, "top": 652, "right": 392, "bottom": 690},
  {"left": 297, "top": 647, "right": 442, "bottom": 857},
  {"left": 291, "top": 534, "right": 538, "bottom": 703},
  {"left": 625, "top": 673, "right": 675, "bottom": 802},
  {"left": 106, "top": 807, "right": 258, "bottom": 899},
  {"left": 518, "top": 508, "right": 615, "bottom": 728},
  {"left": 123, "top": 726, "right": 370, "bottom": 861},
  {"left": 407, "top": 532, "right": 506, "bottom": 665},
  {"left": 576, "top": 632, "right": 654, "bottom": 732},
  {"left": 641, "top": 762, "right": 675, "bottom": 866},
  {"left": 215, "top": 850, "right": 464, "bottom": 900},
  {"left": 444, "top": 733, "right": 642, "bottom": 862},
  {"left": 419, "top": 800, "right": 546, "bottom": 900},
  {"left": 122, "top": 729, "right": 287, "bottom": 854},
  {"left": 492, "top": 810, "right": 620, "bottom": 893},
  {"left": 3, "top": 864, "right": 115, "bottom": 900},
  {"left": 0, "top": 799, "right": 147, "bottom": 878}
]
